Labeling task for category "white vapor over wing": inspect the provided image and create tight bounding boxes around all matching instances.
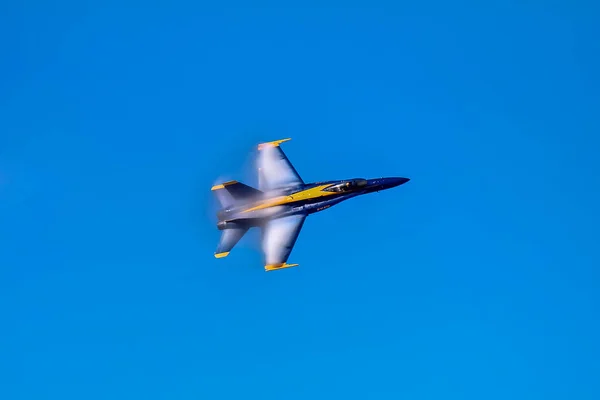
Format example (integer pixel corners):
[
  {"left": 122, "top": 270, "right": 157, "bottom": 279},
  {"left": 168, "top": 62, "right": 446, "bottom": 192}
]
[
  {"left": 257, "top": 145, "right": 303, "bottom": 191},
  {"left": 261, "top": 214, "right": 306, "bottom": 266}
]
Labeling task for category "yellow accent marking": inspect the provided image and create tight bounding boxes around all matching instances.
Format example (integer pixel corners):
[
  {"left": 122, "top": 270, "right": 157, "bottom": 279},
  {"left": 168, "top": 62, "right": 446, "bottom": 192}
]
[
  {"left": 265, "top": 263, "right": 299, "bottom": 272},
  {"left": 241, "top": 195, "right": 289, "bottom": 213},
  {"left": 214, "top": 252, "right": 230, "bottom": 258},
  {"left": 211, "top": 180, "right": 238, "bottom": 191},
  {"left": 257, "top": 138, "right": 291, "bottom": 150},
  {"left": 241, "top": 184, "right": 336, "bottom": 213}
]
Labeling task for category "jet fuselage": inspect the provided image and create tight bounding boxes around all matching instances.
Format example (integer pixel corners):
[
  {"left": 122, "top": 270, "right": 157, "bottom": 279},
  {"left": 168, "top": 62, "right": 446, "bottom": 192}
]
[{"left": 216, "top": 176, "right": 409, "bottom": 230}]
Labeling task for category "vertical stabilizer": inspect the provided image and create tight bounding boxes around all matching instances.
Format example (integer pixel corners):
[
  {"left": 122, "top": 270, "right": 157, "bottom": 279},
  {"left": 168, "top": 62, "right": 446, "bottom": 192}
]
[{"left": 211, "top": 180, "right": 263, "bottom": 208}]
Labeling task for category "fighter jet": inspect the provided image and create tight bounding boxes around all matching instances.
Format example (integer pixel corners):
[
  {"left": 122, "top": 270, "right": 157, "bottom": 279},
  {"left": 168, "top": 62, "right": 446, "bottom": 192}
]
[{"left": 212, "top": 138, "right": 410, "bottom": 271}]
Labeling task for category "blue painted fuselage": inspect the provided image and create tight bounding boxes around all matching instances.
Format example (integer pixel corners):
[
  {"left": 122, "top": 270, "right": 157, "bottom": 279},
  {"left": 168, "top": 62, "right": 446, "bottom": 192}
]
[{"left": 216, "top": 177, "right": 409, "bottom": 230}]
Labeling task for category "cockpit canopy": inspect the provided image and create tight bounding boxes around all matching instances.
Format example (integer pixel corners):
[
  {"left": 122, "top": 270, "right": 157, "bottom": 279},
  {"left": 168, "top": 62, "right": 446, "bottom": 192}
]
[{"left": 323, "top": 178, "right": 368, "bottom": 192}]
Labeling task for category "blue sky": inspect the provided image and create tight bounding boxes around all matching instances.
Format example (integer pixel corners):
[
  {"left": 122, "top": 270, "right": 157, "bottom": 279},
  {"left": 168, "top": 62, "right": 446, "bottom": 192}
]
[{"left": 1, "top": 1, "right": 599, "bottom": 399}]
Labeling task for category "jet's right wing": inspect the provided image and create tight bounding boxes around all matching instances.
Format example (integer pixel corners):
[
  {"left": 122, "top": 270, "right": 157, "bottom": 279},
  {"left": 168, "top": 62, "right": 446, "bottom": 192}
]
[
  {"left": 257, "top": 138, "right": 304, "bottom": 191},
  {"left": 261, "top": 214, "right": 306, "bottom": 271}
]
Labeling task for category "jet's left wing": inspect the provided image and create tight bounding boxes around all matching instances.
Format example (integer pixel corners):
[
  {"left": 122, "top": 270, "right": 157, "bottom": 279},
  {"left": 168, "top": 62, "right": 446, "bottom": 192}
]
[
  {"left": 261, "top": 214, "right": 306, "bottom": 271},
  {"left": 257, "top": 138, "right": 304, "bottom": 191}
]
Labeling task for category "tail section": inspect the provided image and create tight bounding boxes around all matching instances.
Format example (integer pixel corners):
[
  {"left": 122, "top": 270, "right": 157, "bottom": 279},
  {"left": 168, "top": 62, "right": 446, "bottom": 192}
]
[
  {"left": 211, "top": 180, "right": 263, "bottom": 208},
  {"left": 214, "top": 226, "right": 248, "bottom": 258},
  {"left": 211, "top": 180, "right": 259, "bottom": 258}
]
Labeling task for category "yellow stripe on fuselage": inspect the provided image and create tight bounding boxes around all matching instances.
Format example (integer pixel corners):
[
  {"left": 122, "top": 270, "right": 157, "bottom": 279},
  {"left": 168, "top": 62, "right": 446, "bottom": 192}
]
[{"left": 241, "top": 184, "right": 337, "bottom": 213}]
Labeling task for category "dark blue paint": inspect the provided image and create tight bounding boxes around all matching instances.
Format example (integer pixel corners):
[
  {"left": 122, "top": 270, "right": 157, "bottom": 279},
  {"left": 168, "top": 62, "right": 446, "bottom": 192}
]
[
  {"left": 216, "top": 176, "right": 410, "bottom": 228},
  {"left": 3, "top": 2, "right": 599, "bottom": 399}
]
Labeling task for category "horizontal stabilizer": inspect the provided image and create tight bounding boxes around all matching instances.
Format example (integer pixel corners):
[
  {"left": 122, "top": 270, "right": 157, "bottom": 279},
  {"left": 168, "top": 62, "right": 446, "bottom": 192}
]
[{"left": 215, "top": 227, "right": 248, "bottom": 258}]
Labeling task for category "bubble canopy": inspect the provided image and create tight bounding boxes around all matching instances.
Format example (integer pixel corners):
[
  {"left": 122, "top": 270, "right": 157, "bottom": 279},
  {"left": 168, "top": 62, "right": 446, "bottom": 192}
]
[{"left": 323, "top": 178, "right": 368, "bottom": 192}]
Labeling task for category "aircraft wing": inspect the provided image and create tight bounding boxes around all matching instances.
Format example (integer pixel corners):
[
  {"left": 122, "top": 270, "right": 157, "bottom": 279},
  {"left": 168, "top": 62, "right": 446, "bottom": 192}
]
[
  {"left": 261, "top": 214, "right": 306, "bottom": 271},
  {"left": 257, "top": 138, "right": 304, "bottom": 191}
]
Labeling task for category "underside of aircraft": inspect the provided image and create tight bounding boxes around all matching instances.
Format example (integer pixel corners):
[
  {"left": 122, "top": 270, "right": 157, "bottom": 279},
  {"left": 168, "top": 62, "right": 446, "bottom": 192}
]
[{"left": 211, "top": 138, "right": 409, "bottom": 271}]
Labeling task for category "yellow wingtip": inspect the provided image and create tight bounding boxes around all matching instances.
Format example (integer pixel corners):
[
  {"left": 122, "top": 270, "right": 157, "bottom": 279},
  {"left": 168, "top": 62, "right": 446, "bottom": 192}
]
[
  {"left": 257, "top": 138, "right": 291, "bottom": 150},
  {"left": 215, "top": 252, "right": 230, "bottom": 258},
  {"left": 211, "top": 180, "right": 238, "bottom": 191},
  {"left": 264, "top": 262, "right": 299, "bottom": 271}
]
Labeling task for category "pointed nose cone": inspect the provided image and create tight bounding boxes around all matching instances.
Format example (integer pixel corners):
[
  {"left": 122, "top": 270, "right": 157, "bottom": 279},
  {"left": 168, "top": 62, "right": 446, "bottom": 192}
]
[
  {"left": 365, "top": 176, "right": 410, "bottom": 192},
  {"left": 387, "top": 177, "right": 410, "bottom": 188}
]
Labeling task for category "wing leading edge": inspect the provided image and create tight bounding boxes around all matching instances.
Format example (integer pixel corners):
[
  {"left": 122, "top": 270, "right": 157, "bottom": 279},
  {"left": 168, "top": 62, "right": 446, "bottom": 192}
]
[
  {"left": 261, "top": 214, "right": 306, "bottom": 271},
  {"left": 257, "top": 138, "right": 304, "bottom": 191}
]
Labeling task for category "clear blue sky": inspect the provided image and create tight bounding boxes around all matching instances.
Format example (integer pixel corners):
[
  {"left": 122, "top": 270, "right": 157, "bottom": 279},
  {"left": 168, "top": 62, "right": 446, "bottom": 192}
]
[{"left": 2, "top": 1, "right": 599, "bottom": 399}]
